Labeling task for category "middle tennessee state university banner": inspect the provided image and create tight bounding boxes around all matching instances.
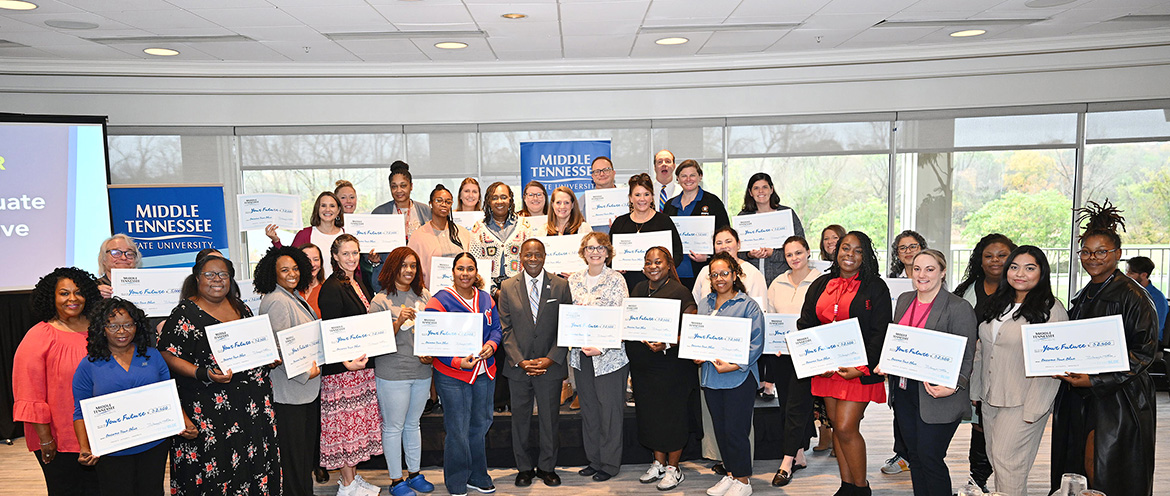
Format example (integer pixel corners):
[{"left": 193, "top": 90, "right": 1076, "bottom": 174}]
[
  {"left": 108, "top": 184, "right": 230, "bottom": 268},
  {"left": 520, "top": 140, "right": 612, "bottom": 194}
]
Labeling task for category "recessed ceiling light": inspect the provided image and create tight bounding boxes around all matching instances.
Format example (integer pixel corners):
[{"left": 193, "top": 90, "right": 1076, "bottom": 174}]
[
  {"left": 950, "top": 29, "right": 986, "bottom": 37},
  {"left": 434, "top": 41, "right": 468, "bottom": 49},
  {"left": 45, "top": 20, "right": 99, "bottom": 30},
  {"left": 1025, "top": 0, "right": 1077, "bottom": 7},
  {"left": 143, "top": 47, "right": 179, "bottom": 56},
  {"left": 501, "top": 13, "right": 526, "bottom": 19},
  {"left": 0, "top": 1, "right": 37, "bottom": 11},
  {"left": 655, "top": 37, "right": 689, "bottom": 45}
]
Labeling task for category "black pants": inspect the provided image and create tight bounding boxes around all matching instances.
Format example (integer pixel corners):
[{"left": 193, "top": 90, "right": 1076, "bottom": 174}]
[
  {"left": 775, "top": 355, "right": 814, "bottom": 457},
  {"left": 893, "top": 413, "right": 908, "bottom": 458},
  {"left": 891, "top": 381, "right": 960, "bottom": 496},
  {"left": 94, "top": 441, "right": 169, "bottom": 496},
  {"left": 275, "top": 400, "right": 321, "bottom": 496},
  {"left": 507, "top": 372, "right": 562, "bottom": 472},
  {"left": 704, "top": 375, "right": 757, "bottom": 477},
  {"left": 34, "top": 451, "right": 101, "bottom": 496}
]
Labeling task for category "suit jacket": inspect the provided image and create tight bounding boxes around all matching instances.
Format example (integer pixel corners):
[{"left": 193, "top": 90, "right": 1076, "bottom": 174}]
[
  {"left": 316, "top": 272, "right": 374, "bottom": 376},
  {"left": 970, "top": 301, "right": 1068, "bottom": 422},
  {"left": 890, "top": 290, "right": 978, "bottom": 424},
  {"left": 497, "top": 270, "right": 573, "bottom": 381}
]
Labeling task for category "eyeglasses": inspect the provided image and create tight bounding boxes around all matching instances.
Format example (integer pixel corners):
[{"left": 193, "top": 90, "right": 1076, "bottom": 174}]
[
  {"left": 1077, "top": 248, "right": 1119, "bottom": 259},
  {"left": 524, "top": 193, "right": 544, "bottom": 199},
  {"left": 591, "top": 167, "right": 614, "bottom": 175},
  {"left": 896, "top": 244, "right": 920, "bottom": 253},
  {"left": 583, "top": 245, "right": 607, "bottom": 253},
  {"left": 106, "top": 249, "right": 138, "bottom": 260},
  {"left": 104, "top": 323, "right": 136, "bottom": 332},
  {"left": 432, "top": 198, "right": 453, "bottom": 206},
  {"left": 200, "top": 271, "right": 230, "bottom": 280},
  {"left": 709, "top": 270, "right": 732, "bottom": 279}
]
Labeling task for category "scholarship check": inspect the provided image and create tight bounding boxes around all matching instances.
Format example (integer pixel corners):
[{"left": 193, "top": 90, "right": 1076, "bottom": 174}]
[
  {"left": 320, "top": 312, "right": 396, "bottom": 364},
  {"left": 611, "top": 231, "right": 673, "bottom": 271},
  {"left": 583, "top": 188, "right": 628, "bottom": 227},
  {"left": 346, "top": 214, "right": 407, "bottom": 252},
  {"left": 111, "top": 268, "right": 188, "bottom": 317},
  {"left": 732, "top": 210, "right": 794, "bottom": 252},
  {"left": 678, "top": 314, "right": 751, "bottom": 364},
  {"left": 451, "top": 211, "right": 481, "bottom": 231},
  {"left": 429, "top": 256, "right": 494, "bottom": 292},
  {"left": 671, "top": 216, "right": 715, "bottom": 254},
  {"left": 882, "top": 277, "right": 915, "bottom": 310},
  {"left": 557, "top": 305, "right": 622, "bottom": 349},
  {"left": 785, "top": 318, "right": 869, "bottom": 379},
  {"left": 620, "top": 298, "right": 681, "bottom": 343},
  {"left": 878, "top": 324, "right": 968, "bottom": 389},
  {"left": 763, "top": 313, "right": 800, "bottom": 355},
  {"left": 206, "top": 314, "right": 280, "bottom": 373},
  {"left": 237, "top": 193, "right": 302, "bottom": 231},
  {"left": 535, "top": 233, "right": 587, "bottom": 274},
  {"left": 414, "top": 311, "right": 484, "bottom": 357},
  {"left": 1021, "top": 314, "right": 1128, "bottom": 376},
  {"left": 80, "top": 379, "right": 184, "bottom": 456},
  {"left": 277, "top": 320, "right": 325, "bottom": 378}
]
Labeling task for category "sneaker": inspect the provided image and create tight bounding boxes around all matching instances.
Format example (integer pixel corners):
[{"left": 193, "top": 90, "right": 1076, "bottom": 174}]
[
  {"left": 353, "top": 475, "right": 382, "bottom": 496},
  {"left": 880, "top": 454, "right": 909, "bottom": 475},
  {"left": 639, "top": 460, "right": 665, "bottom": 483},
  {"left": 466, "top": 482, "right": 495, "bottom": 494},
  {"left": 724, "top": 479, "right": 752, "bottom": 496},
  {"left": 656, "top": 465, "right": 683, "bottom": 491},
  {"left": 337, "top": 479, "right": 359, "bottom": 496},
  {"left": 406, "top": 474, "right": 435, "bottom": 493},
  {"left": 390, "top": 480, "right": 415, "bottom": 496},
  {"left": 707, "top": 476, "right": 736, "bottom": 496}
]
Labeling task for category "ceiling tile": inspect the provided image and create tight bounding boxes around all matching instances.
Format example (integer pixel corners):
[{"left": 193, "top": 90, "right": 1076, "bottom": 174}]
[
  {"left": 99, "top": 8, "right": 223, "bottom": 30},
  {"left": 481, "top": 20, "right": 560, "bottom": 37},
  {"left": 0, "top": 17, "right": 51, "bottom": 32},
  {"left": 800, "top": 13, "right": 888, "bottom": 29},
  {"left": 350, "top": 50, "right": 430, "bottom": 62},
  {"left": 415, "top": 37, "right": 497, "bottom": 61},
  {"left": 60, "top": 0, "right": 176, "bottom": 12},
  {"left": 560, "top": 1, "right": 649, "bottom": 21},
  {"left": 1, "top": 29, "right": 92, "bottom": 46},
  {"left": 645, "top": 0, "right": 740, "bottom": 21},
  {"left": 11, "top": 11, "right": 137, "bottom": 31},
  {"left": 898, "top": 0, "right": 1005, "bottom": 15},
  {"left": 371, "top": 3, "right": 475, "bottom": 25},
  {"left": 192, "top": 40, "right": 291, "bottom": 61},
  {"left": 0, "top": 46, "right": 59, "bottom": 57},
  {"left": 37, "top": 42, "right": 140, "bottom": 59},
  {"left": 166, "top": 0, "right": 272, "bottom": 8},
  {"left": 231, "top": 25, "right": 329, "bottom": 43},
  {"left": 990, "top": 21, "right": 1097, "bottom": 38},
  {"left": 277, "top": 5, "right": 392, "bottom": 31},
  {"left": 835, "top": 25, "right": 940, "bottom": 47},
  {"left": 485, "top": 34, "right": 556, "bottom": 51},
  {"left": 629, "top": 31, "right": 713, "bottom": 57},
  {"left": 560, "top": 19, "right": 641, "bottom": 36},
  {"left": 187, "top": 7, "right": 303, "bottom": 28},
  {"left": 391, "top": 22, "right": 481, "bottom": 31},
  {"left": 562, "top": 34, "right": 635, "bottom": 57},
  {"left": 494, "top": 48, "right": 562, "bottom": 60},
  {"left": 334, "top": 38, "right": 425, "bottom": 55},
  {"left": 1, "top": 0, "right": 84, "bottom": 15},
  {"left": 697, "top": 30, "right": 788, "bottom": 54},
  {"left": 767, "top": 27, "right": 865, "bottom": 50},
  {"left": 464, "top": 2, "right": 559, "bottom": 22},
  {"left": 105, "top": 42, "right": 219, "bottom": 60},
  {"left": 266, "top": 0, "right": 372, "bottom": 6},
  {"left": 816, "top": 0, "right": 918, "bottom": 16},
  {"left": 261, "top": 40, "right": 362, "bottom": 61},
  {"left": 727, "top": 0, "right": 832, "bottom": 19}
]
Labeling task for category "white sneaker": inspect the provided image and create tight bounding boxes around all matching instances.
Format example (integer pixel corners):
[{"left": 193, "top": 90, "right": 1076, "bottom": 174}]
[
  {"left": 353, "top": 475, "right": 382, "bottom": 496},
  {"left": 880, "top": 454, "right": 909, "bottom": 474},
  {"left": 640, "top": 460, "right": 665, "bottom": 483},
  {"left": 724, "top": 479, "right": 752, "bottom": 496},
  {"left": 656, "top": 465, "right": 684, "bottom": 491},
  {"left": 706, "top": 476, "right": 735, "bottom": 496},
  {"left": 337, "top": 479, "right": 362, "bottom": 496}
]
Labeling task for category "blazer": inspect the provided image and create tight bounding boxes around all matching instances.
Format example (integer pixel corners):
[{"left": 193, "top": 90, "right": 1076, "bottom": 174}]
[
  {"left": 797, "top": 274, "right": 892, "bottom": 385},
  {"left": 890, "top": 290, "right": 978, "bottom": 424},
  {"left": 497, "top": 271, "right": 574, "bottom": 381},
  {"left": 970, "top": 302, "right": 1067, "bottom": 422},
  {"left": 259, "top": 286, "right": 321, "bottom": 404},
  {"left": 316, "top": 272, "right": 374, "bottom": 376}
]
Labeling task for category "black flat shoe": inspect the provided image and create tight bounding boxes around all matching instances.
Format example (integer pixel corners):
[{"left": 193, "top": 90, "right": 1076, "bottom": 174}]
[
  {"left": 578, "top": 466, "right": 597, "bottom": 476},
  {"left": 313, "top": 467, "right": 329, "bottom": 483},
  {"left": 792, "top": 463, "right": 807, "bottom": 472},
  {"left": 712, "top": 463, "right": 727, "bottom": 476},
  {"left": 771, "top": 468, "right": 793, "bottom": 487},
  {"left": 591, "top": 470, "right": 613, "bottom": 482},
  {"left": 514, "top": 470, "right": 534, "bottom": 487},
  {"left": 535, "top": 469, "right": 561, "bottom": 487}
]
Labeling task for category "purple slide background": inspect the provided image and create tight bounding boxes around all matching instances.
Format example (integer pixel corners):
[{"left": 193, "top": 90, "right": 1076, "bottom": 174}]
[{"left": 0, "top": 125, "right": 70, "bottom": 289}]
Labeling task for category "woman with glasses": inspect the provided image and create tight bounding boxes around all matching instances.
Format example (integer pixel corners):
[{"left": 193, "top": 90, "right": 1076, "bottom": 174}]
[
  {"left": 158, "top": 255, "right": 281, "bottom": 496},
  {"left": 469, "top": 182, "right": 534, "bottom": 293},
  {"left": 95, "top": 234, "right": 141, "bottom": 298},
  {"left": 408, "top": 185, "right": 470, "bottom": 291},
  {"left": 663, "top": 160, "right": 730, "bottom": 289},
  {"left": 1050, "top": 201, "right": 1157, "bottom": 496},
  {"left": 518, "top": 180, "right": 549, "bottom": 219}
]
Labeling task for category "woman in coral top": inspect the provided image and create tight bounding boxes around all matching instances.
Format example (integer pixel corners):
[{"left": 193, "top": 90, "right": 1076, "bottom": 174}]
[{"left": 796, "top": 231, "right": 891, "bottom": 496}]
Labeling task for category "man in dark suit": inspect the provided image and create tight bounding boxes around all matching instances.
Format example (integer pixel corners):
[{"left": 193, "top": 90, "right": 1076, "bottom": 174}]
[{"left": 498, "top": 239, "right": 573, "bottom": 487}]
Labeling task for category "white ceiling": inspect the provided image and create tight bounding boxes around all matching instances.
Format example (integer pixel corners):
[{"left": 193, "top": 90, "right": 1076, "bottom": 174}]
[{"left": 0, "top": 0, "right": 1167, "bottom": 63}]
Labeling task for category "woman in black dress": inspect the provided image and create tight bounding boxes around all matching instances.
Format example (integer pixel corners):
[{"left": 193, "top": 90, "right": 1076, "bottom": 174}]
[
  {"left": 158, "top": 255, "right": 281, "bottom": 496},
  {"left": 609, "top": 173, "right": 684, "bottom": 291},
  {"left": 626, "top": 246, "right": 698, "bottom": 491}
]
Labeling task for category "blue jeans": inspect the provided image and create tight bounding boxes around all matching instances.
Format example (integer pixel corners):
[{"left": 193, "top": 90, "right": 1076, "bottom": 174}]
[
  {"left": 376, "top": 376, "right": 431, "bottom": 477},
  {"left": 434, "top": 371, "right": 495, "bottom": 494}
]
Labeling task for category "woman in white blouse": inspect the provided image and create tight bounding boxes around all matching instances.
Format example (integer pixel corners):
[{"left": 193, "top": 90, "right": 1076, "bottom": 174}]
[{"left": 566, "top": 232, "right": 630, "bottom": 481}]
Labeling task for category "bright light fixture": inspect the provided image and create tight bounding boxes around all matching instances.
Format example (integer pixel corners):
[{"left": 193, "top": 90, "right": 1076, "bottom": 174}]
[
  {"left": 0, "top": 1, "right": 37, "bottom": 10},
  {"left": 501, "top": 13, "right": 526, "bottom": 19},
  {"left": 950, "top": 29, "right": 986, "bottom": 37},
  {"left": 143, "top": 47, "right": 179, "bottom": 56},
  {"left": 655, "top": 37, "right": 688, "bottom": 45},
  {"left": 434, "top": 41, "right": 468, "bottom": 49}
]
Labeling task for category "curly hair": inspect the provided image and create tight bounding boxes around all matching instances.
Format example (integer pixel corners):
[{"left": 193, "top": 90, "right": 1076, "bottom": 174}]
[
  {"left": 889, "top": 230, "right": 928, "bottom": 278},
  {"left": 708, "top": 252, "right": 747, "bottom": 295},
  {"left": 577, "top": 231, "right": 614, "bottom": 265},
  {"left": 253, "top": 246, "right": 313, "bottom": 294},
  {"left": 483, "top": 182, "right": 516, "bottom": 222},
  {"left": 86, "top": 297, "right": 152, "bottom": 361},
  {"left": 179, "top": 255, "right": 250, "bottom": 317},
  {"left": 378, "top": 246, "right": 424, "bottom": 296},
  {"left": 828, "top": 231, "right": 881, "bottom": 284},
  {"left": 953, "top": 233, "right": 1017, "bottom": 297},
  {"left": 1076, "top": 199, "right": 1126, "bottom": 248},
  {"left": 979, "top": 245, "right": 1056, "bottom": 326},
  {"left": 30, "top": 267, "right": 101, "bottom": 324},
  {"left": 452, "top": 252, "right": 485, "bottom": 289}
]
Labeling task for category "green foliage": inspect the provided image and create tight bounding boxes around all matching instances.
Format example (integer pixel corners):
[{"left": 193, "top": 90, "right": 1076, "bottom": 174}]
[
  {"left": 810, "top": 197, "right": 889, "bottom": 241},
  {"left": 961, "top": 189, "right": 1071, "bottom": 247}
]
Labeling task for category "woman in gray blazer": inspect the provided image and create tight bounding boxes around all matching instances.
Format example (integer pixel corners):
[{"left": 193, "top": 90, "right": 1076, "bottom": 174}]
[
  {"left": 970, "top": 245, "right": 1067, "bottom": 496},
  {"left": 255, "top": 246, "right": 322, "bottom": 496},
  {"left": 879, "top": 249, "right": 977, "bottom": 496}
]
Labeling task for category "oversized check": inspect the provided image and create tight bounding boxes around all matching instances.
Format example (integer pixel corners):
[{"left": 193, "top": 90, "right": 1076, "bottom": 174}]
[
  {"left": 882, "top": 277, "right": 915, "bottom": 309},
  {"left": 878, "top": 324, "right": 968, "bottom": 389},
  {"left": 786, "top": 318, "right": 869, "bottom": 379},
  {"left": 237, "top": 193, "right": 302, "bottom": 231},
  {"left": 583, "top": 187, "right": 628, "bottom": 227},
  {"left": 557, "top": 305, "right": 622, "bottom": 349},
  {"left": 620, "top": 298, "right": 681, "bottom": 343},
  {"left": 611, "top": 231, "right": 673, "bottom": 271},
  {"left": 320, "top": 312, "right": 397, "bottom": 363},
  {"left": 236, "top": 279, "right": 262, "bottom": 317},
  {"left": 809, "top": 259, "right": 833, "bottom": 273},
  {"left": 1021, "top": 315, "right": 1128, "bottom": 376},
  {"left": 206, "top": 314, "right": 279, "bottom": 372},
  {"left": 535, "top": 233, "right": 587, "bottom": 274},
  {"left": 732, "top": 210, "right": 794, "bottom": 251},
  {"left": 525, "top": 216, "right": 548, "bottom": 233},
  {"left": 678, "top": 314, "right": 752, "bottom": 363},
  {"left": 414, "top": 311, "right": 484, "bottom": 357},
  {"left": 347, "top": 214, "right": 407, "bottom": 252},
  {"left": 671, "top": 216, "right": 716, "bottom": 254},
  {"left": 451, "top": 211, "right": 481, "bottom": 231},
  {"left": 276, "top": 320, "right": 325, "bottom": 378},
  {"left": 80, "top": 379, "right": 184, "bottom": 457},
  {"left": 429, "top": 256, "right": 494, "bottom": 291},
  {"left": 111, "top": 268, "right": 188, "bottom": 317},
  {"left": 763, "top": 313, "right": 800, "bottom": 355}
]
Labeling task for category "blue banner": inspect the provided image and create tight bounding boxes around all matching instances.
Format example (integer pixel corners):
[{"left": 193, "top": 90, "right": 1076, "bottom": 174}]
[
  {"left": 520, "top": 140, "right": 611, "bottom": 195},
  {"left": 108, "top": 185, "right": 229, "bottom": 268}
]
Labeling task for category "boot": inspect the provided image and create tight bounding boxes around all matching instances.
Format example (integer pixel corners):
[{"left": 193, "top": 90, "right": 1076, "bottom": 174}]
[
  {"left": 814, "top": 423, "right": 833, "bottom": 452},
  {"left": 560, "top": 382, "right": 574, "bottom": 405}
]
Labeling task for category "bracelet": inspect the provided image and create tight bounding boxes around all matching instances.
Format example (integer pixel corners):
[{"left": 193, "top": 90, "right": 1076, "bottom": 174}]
[{"left": 40, "top": 439, "right": 55, "bottom": 446}]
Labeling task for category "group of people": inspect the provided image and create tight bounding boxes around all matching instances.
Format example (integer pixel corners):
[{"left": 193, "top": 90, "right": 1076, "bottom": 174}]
[{"left": 10, "top": 148, "right": 1162, "bottom": 496}]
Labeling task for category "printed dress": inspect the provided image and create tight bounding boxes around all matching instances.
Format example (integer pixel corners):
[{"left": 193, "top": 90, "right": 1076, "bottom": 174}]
[{"left": 158, "top": 299, "right": 281, "bottom": 496}]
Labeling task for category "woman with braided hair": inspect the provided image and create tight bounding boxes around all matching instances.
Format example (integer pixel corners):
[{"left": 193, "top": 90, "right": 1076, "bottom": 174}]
[{"left": 1050, "top": 200, "right": 1157, "bottom": 496}]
